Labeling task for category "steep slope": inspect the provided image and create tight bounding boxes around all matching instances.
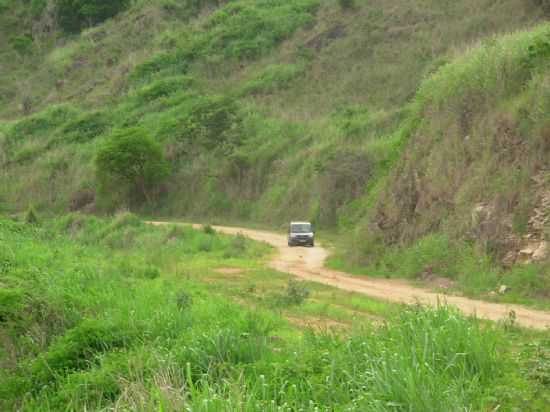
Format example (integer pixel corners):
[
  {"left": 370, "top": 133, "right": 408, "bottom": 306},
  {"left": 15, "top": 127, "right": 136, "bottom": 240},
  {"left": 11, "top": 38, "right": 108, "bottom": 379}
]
[{"left": 334, "top": 24, "right": 550, "bottom": 303}]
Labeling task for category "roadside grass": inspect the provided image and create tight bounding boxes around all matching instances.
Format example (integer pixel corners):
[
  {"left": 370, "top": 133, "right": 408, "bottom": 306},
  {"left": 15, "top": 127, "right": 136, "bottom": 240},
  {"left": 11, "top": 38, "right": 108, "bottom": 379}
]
[
  {"left": 1, "top": 214, "right": 549, "bottom": 411},
  {"left": 328, "top": 234, "right": 550, "bottom": 311}
]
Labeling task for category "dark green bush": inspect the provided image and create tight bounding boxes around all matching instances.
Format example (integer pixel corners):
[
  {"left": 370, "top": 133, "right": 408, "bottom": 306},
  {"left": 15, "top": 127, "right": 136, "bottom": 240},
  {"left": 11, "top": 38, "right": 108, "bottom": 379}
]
[
  {"left": 200, "top": 0, "right": 319, "bottom": 59},
  {"left": 524, "top": 30, "right": 550, "bottom": 69},
  {"left": 223, "top": 233, "right": 248, "bottom": 258},
  {"left": 338, "top": 0, "right": 355, "bottom": 10},
  {"left": 332, "top": 104, "right": 372, "bottom": 138},
  {"left": 132, "top": 76, "right": 195, "bottom": 105},
  {"left": 25, "top": 206, "right": 39, "bottom": 225},
  {"left": 285, "top": 279, "right": 310, "bottom": 305},
  {"left": 128, "top": 52, "right": 190, "bottom": 85},
  {"left": 8, "top": 105, "right": 78, "bottom": 144},
  {"left": 54, "top": 356, "right": 124, "bottom": 407},
  {"left": 9, "top": 34, "right": 34, "bottom": 56},
  {"left": 96, "top": 127, "right": 171, "bottom": 205},
  {"left": 202, "top": 224, "right": 216, "bottom": 235},
  {"left": 141, "top": 266, "right": 160, "bottom": 280},
  {"left": 273, "top": 279, "right": 310, "bottom": 307},
  {"left": 0, "top": 0, "right": 10, "bottom": 13},
  {"left": 230, "top": 233, "right": 246, "bottom": 252},
  {"left": 61, "top": 111, "right": 110, "bottom": 144},
  {"left": 176, "top": 290, "right": 193, "bottom": 311},
  {"left": 175, "top": 95, "right": 243, "bottom": 152},
  {"left": 198, "top": 237, "right": 213, "bottom": 252},
  {"left": 315, "top": 149, "right": 372, "bottom": 226},
  {"left": 30, "top": 0, "right": 47, "bottom": 17},
  {"left": 56, "top": 0, "right": 131, "bottom": 33},
  {"left": 30, "top": 319, "right": 129, "bottom": 388},
  {"left": 0, "top": 288, "right": 25, "bottom": 323}
]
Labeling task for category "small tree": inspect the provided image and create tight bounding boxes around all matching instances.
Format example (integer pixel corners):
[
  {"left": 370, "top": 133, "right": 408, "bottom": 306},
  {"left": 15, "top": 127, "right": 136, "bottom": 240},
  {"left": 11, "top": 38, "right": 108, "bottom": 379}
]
[
  {"left": 96, "top": 127, "right": 170, "bottom": 207},
  {"left": 56, "top": 0, "right": 131, "bottom": 33}
]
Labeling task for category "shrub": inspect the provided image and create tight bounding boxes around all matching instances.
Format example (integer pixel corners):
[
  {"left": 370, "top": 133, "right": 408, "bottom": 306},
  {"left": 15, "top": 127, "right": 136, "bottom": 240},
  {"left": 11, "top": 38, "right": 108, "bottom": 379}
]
[
  {"left": 30, "top": 0, "right": 47, "bottom": 17},
  {"left": 0, "top": 0, "right": 9, "bottom": 13},
  {"left": 9, "top": 35, "right": 34, "bottom": 56},
  {"left": 175, "top": 290, "right": 193, "bottom": 311},
  {"left": 30, "top": 319, "right": 129, "bottom": 388},
  {"left": 7, "top": 104, "right": 78, "bottom": 144},
  {"left": 128, "top": 52, "right": 190, "bottom": 85},
  {"left": 338, "top": 0, "right": 355, "bottom": 10},
  {"left": 223, "top": 233, "right": 248, "bottom": 258},
  {"left": 273, "top": 279, "right": 310, "bottom": 307},
  {"left": 332, "top": 104, "right": 372, "bottom": 138},
  {"left": 61, "top": 111, "right": 110, "bottom": 144},
  {"left": 315, "top": 149, "right": 372, "bottom": 226},
  {"left": 198, "top": 237, "right": 213, "bottom": 252},
  {"left": 202, "top": 224, "right": 216, "bottom": 235},
  {"left": 132, "top": 76, "right": 195, "bottom": 105},
  {"left": 199, "top": 0, "right": 319, "bottom": 60},
  {"left": 0, "top": 288, "right": 25, "bottom": 323},
  {"left": 56, "top": 0, "right": 131, "bottom": 33},
  {"left": 141, "top": 266, "right": 160, "bottom": 280},
  {"left": 285, "top": 279, "right": 310, "bottom": 305},
  {"left": 230, "top": 233, "right": 246, "bottom": 253},
  {"left": 25, "top": 206, "right": 39, "bottom": 225},
  {"left": 175, "top": 95, "right": 243, "bottom": 152},
  {"left": 95, "top": 127, "right": 171, "bottom": 206}
]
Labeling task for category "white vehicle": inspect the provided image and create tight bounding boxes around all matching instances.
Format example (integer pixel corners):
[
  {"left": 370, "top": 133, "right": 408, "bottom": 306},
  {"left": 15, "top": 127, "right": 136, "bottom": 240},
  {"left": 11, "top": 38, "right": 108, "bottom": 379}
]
[{"left": 287, "top": 221, "right": 314, "bottom": 247}]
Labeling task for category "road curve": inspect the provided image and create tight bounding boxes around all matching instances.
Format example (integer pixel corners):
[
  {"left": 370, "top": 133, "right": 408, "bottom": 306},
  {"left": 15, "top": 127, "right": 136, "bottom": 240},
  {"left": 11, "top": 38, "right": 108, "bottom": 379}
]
[{"left": 150, "top": 222, "right": 550, "bottom": 330}]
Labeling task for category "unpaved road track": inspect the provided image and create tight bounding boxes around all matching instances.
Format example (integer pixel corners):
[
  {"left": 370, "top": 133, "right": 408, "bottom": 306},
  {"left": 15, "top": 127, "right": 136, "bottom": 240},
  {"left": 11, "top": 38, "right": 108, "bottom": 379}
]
[{"left": 150, "top": 222, "right": 550, "bottom": 330}]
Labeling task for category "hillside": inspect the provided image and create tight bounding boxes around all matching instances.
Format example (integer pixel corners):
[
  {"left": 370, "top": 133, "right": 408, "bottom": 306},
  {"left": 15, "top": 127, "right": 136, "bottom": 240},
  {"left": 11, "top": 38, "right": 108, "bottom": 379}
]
[{"left": 0, "top": 0, "right": 549, "bottom": 303}]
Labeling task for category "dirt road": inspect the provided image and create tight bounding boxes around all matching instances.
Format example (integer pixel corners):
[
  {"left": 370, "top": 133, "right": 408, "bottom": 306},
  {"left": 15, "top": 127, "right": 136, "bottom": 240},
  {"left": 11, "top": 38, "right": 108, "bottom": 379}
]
[{"left": 151, "top": 222, "right": 550, "bottom": 330}]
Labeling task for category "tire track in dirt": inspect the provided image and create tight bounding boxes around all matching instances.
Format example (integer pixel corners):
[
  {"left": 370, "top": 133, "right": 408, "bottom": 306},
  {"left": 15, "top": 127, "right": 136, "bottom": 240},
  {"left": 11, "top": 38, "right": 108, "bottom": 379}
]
[{"left": 150, "top": 222, "right": 550, "bottom": 330}]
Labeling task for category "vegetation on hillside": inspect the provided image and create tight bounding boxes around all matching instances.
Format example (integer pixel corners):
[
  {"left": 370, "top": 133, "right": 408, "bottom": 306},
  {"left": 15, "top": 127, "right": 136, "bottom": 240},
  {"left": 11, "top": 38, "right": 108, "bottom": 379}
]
[
  {"left": 330, "top": 23, "right": 550, "bottom": 306},
  {"left": 0, "top": 1, "right": 549, "bottom": 303}
]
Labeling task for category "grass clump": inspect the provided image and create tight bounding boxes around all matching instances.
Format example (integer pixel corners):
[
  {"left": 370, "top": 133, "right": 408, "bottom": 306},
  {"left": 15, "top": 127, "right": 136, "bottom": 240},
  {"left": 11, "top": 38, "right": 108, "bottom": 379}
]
[
  {"left": 270, "top": 279, "right": 311, "bottom": 307},
  {"left": 241, "top": 63, "right": 306, "bottom": 96},
  {"left": 202, "top": 223, "right": 216, "bottom": 235}
]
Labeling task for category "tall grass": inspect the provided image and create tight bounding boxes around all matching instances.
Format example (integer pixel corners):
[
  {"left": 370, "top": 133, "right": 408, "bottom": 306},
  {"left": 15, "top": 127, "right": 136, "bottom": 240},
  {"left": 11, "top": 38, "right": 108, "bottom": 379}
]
[{"left": 1, "top": 215, "right": 544, "bottom": 411}]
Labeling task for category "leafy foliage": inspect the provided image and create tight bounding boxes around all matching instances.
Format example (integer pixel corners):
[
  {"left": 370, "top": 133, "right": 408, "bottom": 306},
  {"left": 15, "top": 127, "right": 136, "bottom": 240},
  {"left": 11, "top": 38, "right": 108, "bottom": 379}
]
[
  {"left": 338, "top": 0, "right": 355, "bottom": 10},
  {"left": 8, "top": 34, "right": 33, "bottom": 56},
  {"left": 56, "top": 0, "right": 131, "bottom": 33},
  {"left": 95, "top": 127, "right": 170, "bottom": 206},
  {"left": 61, "top": 111, "right": 110, "bottom": 143}
]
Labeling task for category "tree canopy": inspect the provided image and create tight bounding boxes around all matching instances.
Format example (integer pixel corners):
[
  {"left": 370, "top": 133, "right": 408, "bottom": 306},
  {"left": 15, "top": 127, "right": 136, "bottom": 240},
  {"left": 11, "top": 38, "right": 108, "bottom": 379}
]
[{"left": 96, "top": 127, "right": 170, "bottom": 206}]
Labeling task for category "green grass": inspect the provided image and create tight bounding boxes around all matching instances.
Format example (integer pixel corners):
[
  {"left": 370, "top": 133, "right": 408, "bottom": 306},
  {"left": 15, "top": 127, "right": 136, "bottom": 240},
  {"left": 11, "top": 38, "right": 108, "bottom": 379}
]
[
  {"left": 329, "top": 233, "right": 550, "bottom": 310},
  {"left": 1, "top": 214, "right": 549, "bottom": 411}
]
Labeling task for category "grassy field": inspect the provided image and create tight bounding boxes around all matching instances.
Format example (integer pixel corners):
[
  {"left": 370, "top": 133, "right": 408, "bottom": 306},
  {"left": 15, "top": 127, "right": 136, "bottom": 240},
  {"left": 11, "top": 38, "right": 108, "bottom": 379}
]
[{"left": 1, "top": 215, "right": 550, "bottom": 411}]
